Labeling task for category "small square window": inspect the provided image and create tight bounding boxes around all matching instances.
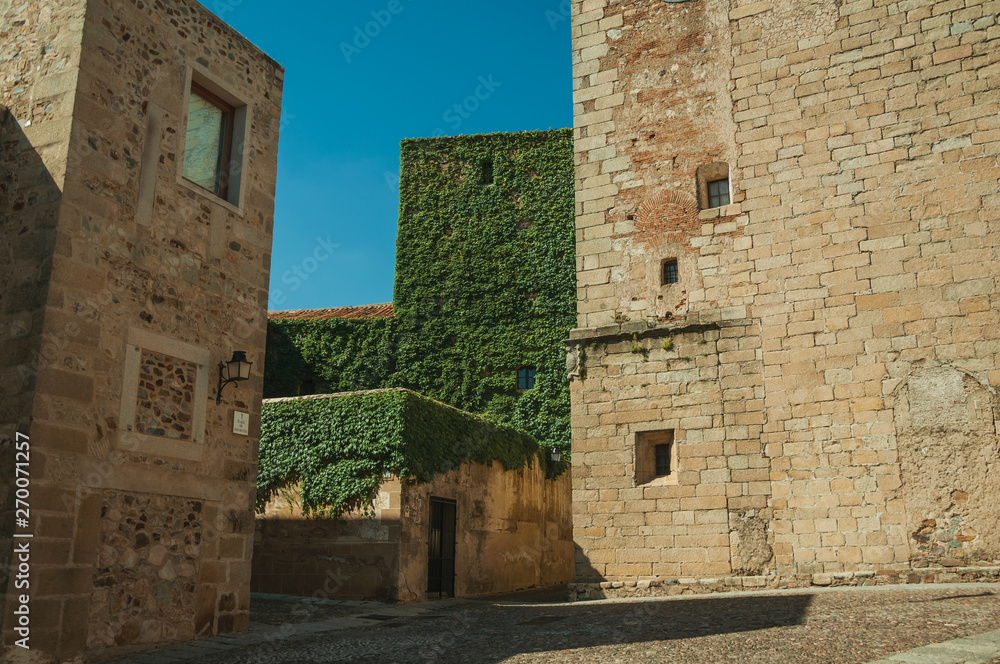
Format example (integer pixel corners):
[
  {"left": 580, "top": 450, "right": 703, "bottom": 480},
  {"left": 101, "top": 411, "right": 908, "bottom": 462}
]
[
  {"left": 636, "top": 430, "right": 676, "bottom": 485},
  {"left": 662, "top": 259, "right": 679, "bottom": 285},
  {"left": 517, "top": 367, "right": 536, "bottom": 390},
  {"left": 184, "top": 83, "right": 235, "bottom": 199},
  {"left": 707, "top": 178, "right": 730, "bottom": 209}
]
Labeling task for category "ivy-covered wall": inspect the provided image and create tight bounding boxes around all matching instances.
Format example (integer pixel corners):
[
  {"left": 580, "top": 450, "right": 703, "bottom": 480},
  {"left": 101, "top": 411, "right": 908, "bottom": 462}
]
[
  {"left": 264, "top": 316, "right": 397, "bottom": 398},
  {"left": 392, "top": 129, "right": 576, "bottom": 450},
  {"left": 264, "top": 129, "right": 576, "bottom": 453},
  {"left": 257, "top": 389, "right": 554, "bottom": 516}
]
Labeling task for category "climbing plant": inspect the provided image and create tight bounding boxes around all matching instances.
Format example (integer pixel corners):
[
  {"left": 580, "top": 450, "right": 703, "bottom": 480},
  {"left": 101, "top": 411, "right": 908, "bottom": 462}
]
[
  {"left": 262, "top": 129, "right": 576, "bottom": 454},
  {"left": 263, "top": 316, "right": 398, "bottom": 398},
  {"left": 391, "top": 129, "right": 576, "bottom": 452},
  {"left": 257, "top": 389, "right": 560, "bottom": 516}
]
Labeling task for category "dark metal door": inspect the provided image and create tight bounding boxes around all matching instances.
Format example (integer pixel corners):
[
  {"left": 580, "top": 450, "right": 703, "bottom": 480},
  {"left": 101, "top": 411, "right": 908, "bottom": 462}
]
[{"left": 427, "top": 498, "right": 456, "bottom": 597}]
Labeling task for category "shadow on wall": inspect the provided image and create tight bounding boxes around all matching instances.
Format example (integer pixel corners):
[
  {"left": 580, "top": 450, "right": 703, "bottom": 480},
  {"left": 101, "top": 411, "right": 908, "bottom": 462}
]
[
  {"left": 0, "top": 108, "right": 62, "bottom": 639},
  {"left": 574, "top": 542, "right": 605, "bottom": 583},
  {"left": 252, "top": 516, "right": 403, "bottom": 602}
]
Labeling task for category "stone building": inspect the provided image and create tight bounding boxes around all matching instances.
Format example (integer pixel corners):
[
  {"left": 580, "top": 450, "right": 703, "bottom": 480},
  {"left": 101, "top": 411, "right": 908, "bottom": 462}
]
[
  {"left": 253, "top": 390, "right": 573, "bottom": 603},
  {"left": 0, "top": 0, "right": 282, "bottom": 660},
  {"left": 568, "top": 0, "right": 1000, "bottom": 588}
]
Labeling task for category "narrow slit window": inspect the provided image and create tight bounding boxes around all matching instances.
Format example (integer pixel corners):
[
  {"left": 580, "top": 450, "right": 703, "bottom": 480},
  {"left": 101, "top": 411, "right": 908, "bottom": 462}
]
[
  {"left": 707, "top": 178, "right": 730, "bottom": 208},
  {"left": 662, "top": 259, "right": 679, "bottom": 285},
  {"left": 654, "top": 443, "right": 671, "bottom": 476},
  {"left": 517, "top": 367, "right": 536, "bottom": 390},
  {"left": 481, "top": 159, "right": 494, "bottom": 186}
]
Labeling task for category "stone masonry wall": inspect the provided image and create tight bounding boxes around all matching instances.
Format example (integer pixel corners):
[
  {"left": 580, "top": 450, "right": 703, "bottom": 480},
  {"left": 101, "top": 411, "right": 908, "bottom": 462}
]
[
  {"left": 0, "top": 0, "right": 88, "bottom": 653},
  {"left": 399, "top": 461, "right": 574, "bottom": 601},
  {"left": 1, "top": 0, "right": 283, "bottom": 661},
  {"left": 88, "top": 491, "right": 204, "bottom": 650},
  {"left": 570, "top": 0, "right": 1000, "bottom": 584},
  {"left": 253, "top": 480, "right": 403, "bottom": 601}
]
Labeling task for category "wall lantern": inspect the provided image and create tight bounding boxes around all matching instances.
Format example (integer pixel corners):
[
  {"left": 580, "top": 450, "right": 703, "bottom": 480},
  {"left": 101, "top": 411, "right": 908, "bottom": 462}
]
[
  {"left": 551, "top": 447, "right": 562, "bottom": 463},
  {"left": 217, "top": 350, "right": 252, "bottom": 404}
]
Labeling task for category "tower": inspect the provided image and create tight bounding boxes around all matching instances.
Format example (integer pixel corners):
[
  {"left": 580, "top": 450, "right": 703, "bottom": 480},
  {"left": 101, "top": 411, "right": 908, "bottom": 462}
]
[
  {"left": 569, "top": 0, "right": 1000, "bottom": 590},
  {"left": 0, "top": 0, "right": 283, "bottom": 659}
]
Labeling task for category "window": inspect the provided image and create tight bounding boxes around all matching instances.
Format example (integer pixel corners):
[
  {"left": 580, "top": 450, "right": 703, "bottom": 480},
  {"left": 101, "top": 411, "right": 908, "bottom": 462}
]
[
  {"left": 654, "top": 443, "right": 671, "bottom": 476},
  {"left": 695, "top": 162, "right": 731, "bottom": 210},
  {"left": 635, "top": 430, "right": 676, "bottom": 485},
  {"left": 708, "top": 178, "right": 730, "bottom": 208},
  {"left": 183, "top": 83, "right": 235, "bottom": 198},
  {"left": 517, "top": 367, "right": 536, "bottom": 390},
  {"left": 481, "top": 159, "right": 494, "bottom": 185},
  {"left": 298, "top": 380, "right": 316, "bottom": 396},
  {"left": 662, "top": 259, "right": 679, "bottom": 285}
]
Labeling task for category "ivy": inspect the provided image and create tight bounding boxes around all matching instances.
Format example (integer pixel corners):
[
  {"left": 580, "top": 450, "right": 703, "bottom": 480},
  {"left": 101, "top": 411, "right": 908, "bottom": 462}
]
[
  {"left": 390, "top": 129, "right": 576, "bottom": 450},
  {"left": 264, "top": 317, "right": 397, "bottom": 398},
  {"left": 261, "top": 130, "right": 576, "bottom": 512},
  {"left": 257, "top": 389, "right": 560, "bottom": 517}
]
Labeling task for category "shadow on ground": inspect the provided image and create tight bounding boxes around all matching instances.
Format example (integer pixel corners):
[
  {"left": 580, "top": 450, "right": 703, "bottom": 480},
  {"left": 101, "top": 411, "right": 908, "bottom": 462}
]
[{"left": 233, "top": 591, "right": 814, "bottom": 664}]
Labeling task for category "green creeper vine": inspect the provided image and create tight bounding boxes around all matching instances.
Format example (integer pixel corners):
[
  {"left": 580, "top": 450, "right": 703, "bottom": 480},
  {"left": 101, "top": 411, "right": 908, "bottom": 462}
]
[
  {"left": 257, "top": 389, "right": 561, "bottom": 517},
  {"left": 264, "top": 130, "right": 575, "bottom": 451}
]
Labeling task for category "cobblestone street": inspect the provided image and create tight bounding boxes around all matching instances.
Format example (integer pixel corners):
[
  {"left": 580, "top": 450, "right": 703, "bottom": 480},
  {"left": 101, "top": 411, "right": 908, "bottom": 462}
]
[{"left": 108, "top": 584, "right": 1000, "bottom": 664}]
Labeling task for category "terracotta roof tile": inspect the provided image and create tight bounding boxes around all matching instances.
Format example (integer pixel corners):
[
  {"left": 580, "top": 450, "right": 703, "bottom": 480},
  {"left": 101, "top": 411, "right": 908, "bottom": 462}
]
[{"left": 268, "top": 303, "right": 394, "bottom": 321}]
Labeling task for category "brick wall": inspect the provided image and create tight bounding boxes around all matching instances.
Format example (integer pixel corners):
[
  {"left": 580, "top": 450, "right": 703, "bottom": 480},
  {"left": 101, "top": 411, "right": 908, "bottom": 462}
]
[{"left": 570, "top": 0, "right": 1000, "bottom": 584}]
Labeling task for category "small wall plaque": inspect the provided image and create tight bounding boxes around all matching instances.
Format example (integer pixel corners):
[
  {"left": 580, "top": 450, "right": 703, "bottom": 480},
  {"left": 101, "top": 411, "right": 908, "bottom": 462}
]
[{"left": 233, "top": 411, "right": 250, "bottom": 436}]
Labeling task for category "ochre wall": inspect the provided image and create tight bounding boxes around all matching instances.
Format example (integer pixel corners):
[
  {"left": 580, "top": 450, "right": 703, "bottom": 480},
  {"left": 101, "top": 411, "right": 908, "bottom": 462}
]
[
  {"left": 398, "top": 461, "right": 574, "bottom": 602},
  {"left": 570, "top": 0, "right": 1000, "bottom": 583},
  {"left": 253, "top": 461, "right": 573, "bottom": 604}
]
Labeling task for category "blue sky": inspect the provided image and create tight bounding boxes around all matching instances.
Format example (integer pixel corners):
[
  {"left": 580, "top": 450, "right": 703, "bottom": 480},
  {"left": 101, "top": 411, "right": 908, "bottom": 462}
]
[{"left": 217, "top": 0, "right": 574, "bottom": 311}]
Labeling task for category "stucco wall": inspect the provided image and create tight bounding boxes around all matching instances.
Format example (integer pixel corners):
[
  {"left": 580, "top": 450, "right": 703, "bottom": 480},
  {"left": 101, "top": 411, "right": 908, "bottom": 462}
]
[
  {"left": 253, "top": 461, "right": 573, "bottom": 604},
  {"left": 253, "top": 480, "right": 403, "bottom": 601}
]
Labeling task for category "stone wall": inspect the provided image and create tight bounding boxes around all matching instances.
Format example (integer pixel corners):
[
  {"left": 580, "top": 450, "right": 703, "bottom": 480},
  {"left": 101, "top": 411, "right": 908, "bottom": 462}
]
[
  {"left": 254, "top": 461, "right": 573, "bottom": 603},
  {"left": 398, "top": 460, "right": 574, "bottom": 601},
  {"left": 253, "top": 481, "right": 403, "bottom": 601},
  {"left": 0, "top": 0, "right": 88, "bottom": 654},
  {"left": 1, "top": 0, "right": 283, "bottom": 660},
  {"left": 570, "top": 0, "right": 1000, "bottom": 584}
]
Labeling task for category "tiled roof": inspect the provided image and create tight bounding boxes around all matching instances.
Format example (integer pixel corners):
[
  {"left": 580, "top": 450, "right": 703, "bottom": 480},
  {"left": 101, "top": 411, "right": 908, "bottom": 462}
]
[{"left": 268, "top": 303, "right": 394, "bottom": 321}]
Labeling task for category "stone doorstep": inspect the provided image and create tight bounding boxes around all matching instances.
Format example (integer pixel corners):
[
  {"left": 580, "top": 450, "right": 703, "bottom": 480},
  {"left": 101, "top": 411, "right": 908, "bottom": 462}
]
[{"left": 569, "top": 567, "right": 1000, "bottom": 600}]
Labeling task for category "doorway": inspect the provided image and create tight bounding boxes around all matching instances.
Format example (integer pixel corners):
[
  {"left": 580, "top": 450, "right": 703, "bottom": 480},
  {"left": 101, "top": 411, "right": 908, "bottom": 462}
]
[{"left": 427, "top": 498, "right": 456, "bottom": 598}]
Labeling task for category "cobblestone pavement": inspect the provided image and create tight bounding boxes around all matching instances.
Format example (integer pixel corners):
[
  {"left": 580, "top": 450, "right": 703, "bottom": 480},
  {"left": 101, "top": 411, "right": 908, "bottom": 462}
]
[{"left": 105, "top": 584, "right": 1000, "bottom": 664}]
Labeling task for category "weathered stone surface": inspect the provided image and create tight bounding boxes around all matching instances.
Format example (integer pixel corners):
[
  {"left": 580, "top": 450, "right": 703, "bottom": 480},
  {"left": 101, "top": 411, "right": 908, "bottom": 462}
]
[
  {"left": 570, "top": 0, "right": 1000, "bottom": 587},
  {"left": 255, "top": 459, "right": 573, "bottom": 603},
  {"left": 0, "top": 0, "right": 283, "bottom": 661}
]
